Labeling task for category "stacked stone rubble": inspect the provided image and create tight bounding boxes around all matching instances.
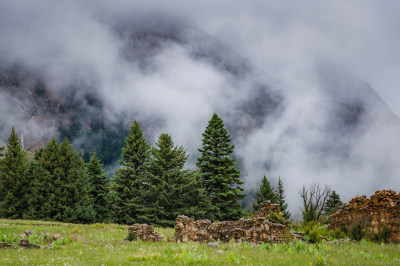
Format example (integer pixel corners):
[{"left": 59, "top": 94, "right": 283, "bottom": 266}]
[
  {"left": 127, "top": 224, "right": 164, "bottom": 242},
  {"left": 174, "top": 202, "right": 290, "bottom": 244},
  {"left": 330, "top": 190, "right": 400, "bottom": 242},
  {"left": 255, "top": 202, "right": 281, "bottom": 218}
]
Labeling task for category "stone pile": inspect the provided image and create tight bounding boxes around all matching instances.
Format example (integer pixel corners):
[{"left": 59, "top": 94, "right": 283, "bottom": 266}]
[
  {"left": 330, "top": 190, "right": 400, "bottom": 242},
  {"left": 174, "top": 202, "right": 291, "bottom": 244},
  {"left": 0, "top": 242, "right": 14, "bottom": 248},
  {"left": 255, "top": 202, "right": 281, "bottom": 218},
  {"left": 127, "top": 224, "right": 164, "bottom": 242},
  {"left": 19, "top": 239, "right": 41, "bottom": 249}
]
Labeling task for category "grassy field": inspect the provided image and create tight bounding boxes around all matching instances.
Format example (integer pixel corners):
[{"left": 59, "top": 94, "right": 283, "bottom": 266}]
[{"left": 1, "top": 219, "right": 400, "bottom": 265}]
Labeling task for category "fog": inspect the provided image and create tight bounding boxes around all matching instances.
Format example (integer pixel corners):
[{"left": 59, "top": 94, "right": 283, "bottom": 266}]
[{"left": 1, "top": 0, "right": 400, "bottom": 215}]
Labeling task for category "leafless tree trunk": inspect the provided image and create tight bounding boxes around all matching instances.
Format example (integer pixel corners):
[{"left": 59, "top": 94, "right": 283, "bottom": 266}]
[{"left": 299, "top": 183, "right": 331, "bottom": 221}]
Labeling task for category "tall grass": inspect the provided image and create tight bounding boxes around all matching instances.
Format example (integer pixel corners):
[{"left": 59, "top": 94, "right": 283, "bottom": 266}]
[{"left": 0, "top": 218, "right": 399, "bottom": 265}]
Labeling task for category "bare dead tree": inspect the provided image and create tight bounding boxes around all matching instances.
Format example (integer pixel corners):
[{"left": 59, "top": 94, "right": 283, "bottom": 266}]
[{"left": 299, "top": 183, "right": 331, "bottom": 221}]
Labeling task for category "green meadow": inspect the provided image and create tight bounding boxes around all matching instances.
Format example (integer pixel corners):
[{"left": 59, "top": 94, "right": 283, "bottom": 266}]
[{"left": 1, "top": 219, "right": 400, "bottom": 265}]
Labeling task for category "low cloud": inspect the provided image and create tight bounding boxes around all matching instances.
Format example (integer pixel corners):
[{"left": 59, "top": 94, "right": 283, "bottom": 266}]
[{"left": 0, "top": 0, "right": 399, "bottom": 215}]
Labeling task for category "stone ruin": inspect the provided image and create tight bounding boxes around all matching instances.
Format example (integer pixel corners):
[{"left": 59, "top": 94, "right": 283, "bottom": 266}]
[
  {"left": 255, "top": 201, "right": 282, "bottom": 218},
  {"left": 174, "top": 201, "right": 291, "bottom": 244},
  {"left": 126, "top": 224, "right": 164, "bottom": 242},
  {"left": 330, "top": 190, "right": 400, "bottom": 242},
  {"left": 0, "top": 230, "right": 64, "bottom": 249}
]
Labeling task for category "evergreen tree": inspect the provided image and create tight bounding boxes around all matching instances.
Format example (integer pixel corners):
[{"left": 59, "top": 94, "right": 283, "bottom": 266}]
[
  {"left": 0, "top": 127, "right": 29, "bottom": 218},
  {"left": 182, "top": 170, "right": 216, "bottom": 221},
  {"left": 253, "top": 175, "right": 277, "bottom": 211},
  {"left": 28, "top": 137, "right": 95, "bottom": 223},
  {"left": 110, "top": 121, "right": 151, "bottom": 224},
  {"left": 0, "top": 146, "right": 4, "bottom": 157},
  {"left": 27, "top": 137, "right": 61, "bottom": 220},
  {"left": 87, "top": 153, "right": 110, "bottom": 222},
  {"left": 276, "top": 177, "right": 291, "bottom": 219},
  {"left": 147, "top": 133, "right": 203, "bottom": 227},
  {"left": 324, "top": 190, "right": 343, "bottom": 214},
  {"left": 197, "top": 113, "right": 244, "bottom": 221}
]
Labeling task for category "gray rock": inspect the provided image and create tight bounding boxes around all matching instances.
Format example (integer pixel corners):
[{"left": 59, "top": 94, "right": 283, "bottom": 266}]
[{"left": 207, "top": 242, "right": 220, "bottom": 248}]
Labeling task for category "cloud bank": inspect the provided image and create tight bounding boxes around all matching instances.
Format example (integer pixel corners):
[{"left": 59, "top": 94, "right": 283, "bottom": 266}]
[{"left": 0, "top": 0, "right": 399, "bottom": 215}]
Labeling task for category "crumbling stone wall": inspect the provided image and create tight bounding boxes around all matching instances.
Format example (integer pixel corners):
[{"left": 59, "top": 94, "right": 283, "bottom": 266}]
[
  {"left": 255, "top": 202, "right": 281, "bottom": 218},
  {"left": 174, "top": 202, "right": 290, "bottom": 244},
  {"left": 127, "top": 224, "right": 164, "bottom": 242},
  {"left": 330, "top": 190, "right": 400, "bottom": 242}
]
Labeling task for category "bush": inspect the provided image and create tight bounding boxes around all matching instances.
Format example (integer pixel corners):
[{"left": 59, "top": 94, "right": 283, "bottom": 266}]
[
  {"left": 340, "top": 225, "right": 348, "bottom": 235},
  {"left": 350, "top": 223, "right": 365, "bottom": 241},
  {"left": 318, "top": 214, "right": 330, "bottom": 225},
  {"left": 125, "top": 231, "right": 136, "bottom": 241},
  {"left": 302, "top": 209, "right": 317, "bottom": 224},
  {"left": 374, "top": 226, "right": 391, "bottom": 243},
  {"left": 303, "top": 221, "right": 322, "bottom": 243},
  {"left": 267, "top": 211, "right": 286, "bottom": 225},
  {"left": 331, "top": 227, "right": 348, "bottom": 239},
  {"left": 290, "top": 222, "right": 301, "bottom": 232}
]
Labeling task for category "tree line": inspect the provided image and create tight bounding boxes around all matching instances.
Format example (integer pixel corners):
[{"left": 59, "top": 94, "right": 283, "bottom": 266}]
[
  {"left": 0, "top": 114, "right": 248, "bottom": 225},
  {"left": 0, "top": 113, "right": 340, "bottom": 226}
]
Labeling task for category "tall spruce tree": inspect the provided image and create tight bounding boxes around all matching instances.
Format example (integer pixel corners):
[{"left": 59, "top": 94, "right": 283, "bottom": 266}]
[
  {"left": 110, "top": 121, "right": 151, "bottom": 224},
  {"left": 0, "top": 146, "right": 4, "bottom": 157},
  {"left": 276, "top": 177, "right": 291, "bottom": 219},
  {"left": 253, "top": 175, "right": 277, "bottom": 211},
  {"left": 87, "top": 153, "right": 110, "bottom": 222},
  {"left": 324, "top": 190, "right": 343, "bottom": 214},
  {"left": 28, "top": 137, "right": 95, "bottom": 223},
  {"left": 197, "top": 113, "right": 244, "bottom": 221},
  {"left": 28, "top": 137, "right": 61, "bottom": 220},
  {"left": 147, "top": 133, "right": 204, "bottom": 227},
  {"left": 182, "top": 169, "right": 216, "bottom": 221},
  {"left": 59, "top": 138, "right": 95, "bottom": 223},
  {"left": 0, "top": 127, "right": 29, "bottom": 218}
]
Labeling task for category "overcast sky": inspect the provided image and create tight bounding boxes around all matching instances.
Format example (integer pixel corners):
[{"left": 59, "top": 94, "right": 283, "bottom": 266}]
[{"left": 184, "top": 0, "right": 400, "bottom": 115}]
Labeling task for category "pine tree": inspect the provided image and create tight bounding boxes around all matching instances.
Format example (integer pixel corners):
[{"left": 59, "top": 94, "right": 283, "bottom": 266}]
[
  {"left": 182, "top": 170, "right": 216, "bottom": 221},
  {"left": 0, "top": 127, "right": 29, "bottom": 218},
  {"left": 28, "top": 137, "right": 95, "bottom": 223},
  {"left": 197, "top": 113, "right": 244, "bottom": 221},
  {"left": 276, "top": 177, "right": 291, "bottom": 219},
  {"left": 0, "top": 146, "right": 4, "bottom": 157},
  {"left": 147, "top": 133, "right": 201, "bottom": 227},
  {"left": 324, "top": 190, "right": 342, "bottom": 214},
  {"left": 59, "top": 138, "right": 95, "bottom": 223},
  {"left": 28, "top": 137, "right": 61, "bottom": 220},
  {"left": 253, "top": 175, "right": 277, "bottom": 211},
  {"left": 110, "top": 121, "right": 151, "bottom": 224},
  {"left": 87, "top": 153, "right": 110, "bottom": 222}
]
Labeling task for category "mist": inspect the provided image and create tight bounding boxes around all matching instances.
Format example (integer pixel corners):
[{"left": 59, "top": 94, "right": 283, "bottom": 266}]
[{"left": 1, "top": 0, "right": 400, "bottom": 216}]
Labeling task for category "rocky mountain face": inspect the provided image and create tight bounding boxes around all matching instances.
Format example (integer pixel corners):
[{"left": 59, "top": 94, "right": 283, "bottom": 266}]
[
  {"left": 0, "top": 18, "right": 283, "bottom": 163},
  {"left": 0, "top": 15, "right": 399, "bottom": 210}
]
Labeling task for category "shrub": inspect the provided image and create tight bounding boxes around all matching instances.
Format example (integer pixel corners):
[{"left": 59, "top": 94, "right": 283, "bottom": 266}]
[
  {"left": 303, "top": 221, "right": 322, "bottom": 243},
  {"left": 290, "top": 222, "right": 301, "bottom": 232},
  {"left": 267, "top": 211, "right": 286, "bottom": 225},
  {"left": 350, "top": 223, "right": 365, "bottom": 241},
  {"left": 332, "top": 227, "right": 347, "bottom": 239},
  {"left": 317, "top": 214, "right": 330, "bottom": 225},
  {"left": 340, "top": 225, "right": 348, "bottom": 235},
  {"left": 374, "top": 226, "right": 391, "bottom": 243},
  {"left": 125, "top": 231, "right": 136, "bottom": 241},
  {"left": 302, "top": 208, "right": 317, "bottom": 224}
]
